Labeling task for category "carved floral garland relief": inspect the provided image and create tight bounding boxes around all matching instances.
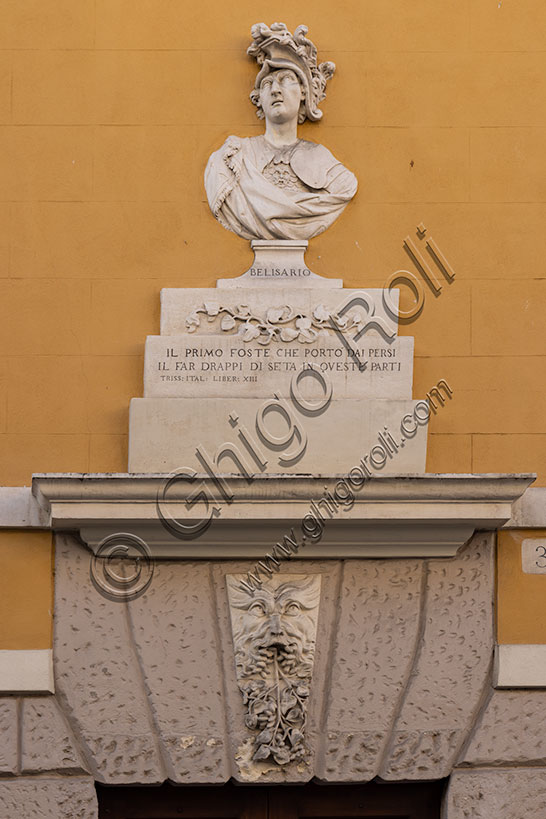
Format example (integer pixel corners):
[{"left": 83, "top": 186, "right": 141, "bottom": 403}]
[
  {"left": 186, "top": 301, "right": 363, "bottom": 344},
  {"left": 227, "top": 574, "right": 321, "bottom": 766}
]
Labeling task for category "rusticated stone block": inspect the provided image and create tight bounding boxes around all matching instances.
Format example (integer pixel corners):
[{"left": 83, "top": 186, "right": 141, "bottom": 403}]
[
  {"left": 21, "top": 697, "right": 87, "bottom": 773},
  {"left": 85, "top": 734, "right": 162, "bottom": 784},
  {"left": 54, "top": 535, "right": 164, "bottom": 783},
  {"left": 0, "top": 777, "right": 98, "bottom": 819},
  {"left": 0, "top": 699, "right": 17, "bottom": 774},
  {"left": 162, "top": 735, "right": 226, "bottom": 782},
  {"left": 462, "top": 690, "right": 546, "bottom": 766},
  {"left": 318, "top": 560, "right": 424, "bottom": 781},
  {"left": 381, "top": 534, "right": 494, "bottom": 780},
  {"left": 127, "top": 562, "right": 229, "bottom": 783},
  {"left": 320, "top": 731, "right": 385, "bottom": 780},
  {"left": 446, "top": 769, "right": 546, "bottom": 818},
  {"left": 385, "top": 730, "right": 461, "bottom": 778}
]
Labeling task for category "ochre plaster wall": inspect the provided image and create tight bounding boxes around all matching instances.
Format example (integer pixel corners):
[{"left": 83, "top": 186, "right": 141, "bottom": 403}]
[
  {"left": 0, "top": 531, "right": 53, "bottom": 648},
  {"left": 497, "top": 530, "right": 546, "bottom": 645},
  {"left": 0, "top": 0, "right": 545, "bottom": 486}
]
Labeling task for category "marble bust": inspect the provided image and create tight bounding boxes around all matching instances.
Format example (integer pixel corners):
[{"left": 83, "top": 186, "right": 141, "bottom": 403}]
[{"left": 205, "top": 23, "right": 358, "bottom": 241}]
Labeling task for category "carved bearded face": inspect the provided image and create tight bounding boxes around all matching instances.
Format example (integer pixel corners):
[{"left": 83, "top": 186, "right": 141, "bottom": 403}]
[
  {"left": 258, "top": 69, "right": 305, "bottom": 125},
  {"left": 227, "top": 574, "right": 321, "bottom": 678}
]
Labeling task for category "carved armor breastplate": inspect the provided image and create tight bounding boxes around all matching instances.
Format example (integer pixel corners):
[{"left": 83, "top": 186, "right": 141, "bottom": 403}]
[{"left": 262, "top": 159, "right": 310, "bottom": 191}]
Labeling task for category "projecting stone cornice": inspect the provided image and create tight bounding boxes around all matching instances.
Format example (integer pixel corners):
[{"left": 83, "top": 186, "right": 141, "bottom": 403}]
[{"left": 31, "top": 472, "right": 534, "bottom": 559}]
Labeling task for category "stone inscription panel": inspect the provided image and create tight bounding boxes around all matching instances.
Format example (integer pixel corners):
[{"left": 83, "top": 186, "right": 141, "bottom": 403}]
[
  {"left": 522, "top": 539, "right": 546, "bottom": 574},
  {"left": 144, "top": 335, "right": 413, "bottom": 400}
]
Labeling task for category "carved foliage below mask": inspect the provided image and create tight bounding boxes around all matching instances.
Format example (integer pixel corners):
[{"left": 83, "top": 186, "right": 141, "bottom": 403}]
[{"left": 226, "top": 574, "right": 321, "bottom": 766}]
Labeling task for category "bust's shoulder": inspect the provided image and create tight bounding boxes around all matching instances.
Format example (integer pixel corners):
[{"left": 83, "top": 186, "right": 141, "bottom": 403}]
[
  {"left": 218, "top": 135, "right": 264, "bottom": 150},
  {"left": 295, "top": 139, "right": 337, "bottom": 162},
  {"left": 216, "top": 135, "right": 244, "bottom": 154},
  {"left": 291, "top": 140, "right": 340, "bottom": 189},
  {"left": 206, "top": 135, "right": 250, "bottom": 177},
  {"left": 211, "top": 134, "right": 265, "bottom": 161}
]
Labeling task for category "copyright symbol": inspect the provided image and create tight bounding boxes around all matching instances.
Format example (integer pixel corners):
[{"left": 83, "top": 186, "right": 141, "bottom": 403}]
[{"left": 90, "top": 533, "right": 154, "bottom": 602}]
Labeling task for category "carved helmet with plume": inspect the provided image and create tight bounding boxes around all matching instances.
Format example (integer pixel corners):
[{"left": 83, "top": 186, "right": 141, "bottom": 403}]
[{"left": 248, "top": 22, "right": 335, "bottom": 123}]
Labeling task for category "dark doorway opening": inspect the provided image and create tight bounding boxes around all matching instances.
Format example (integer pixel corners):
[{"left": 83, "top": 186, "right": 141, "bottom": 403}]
[{"left": 97, "top": 780, "right": 446, "bottom": 819}]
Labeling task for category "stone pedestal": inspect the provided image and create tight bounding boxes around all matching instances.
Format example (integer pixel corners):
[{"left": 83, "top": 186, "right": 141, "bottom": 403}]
[
  {"left": 217, "top": 240, "right": 343, "bottom": 288},
  {"left": 129, "top": 244, "right": 428, "bottom": 475}
]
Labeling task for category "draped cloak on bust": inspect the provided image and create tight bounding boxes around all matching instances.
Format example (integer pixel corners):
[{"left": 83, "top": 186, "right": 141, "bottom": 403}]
[{"left": 204, "top": 135, "right": 358, "bottom": 241}]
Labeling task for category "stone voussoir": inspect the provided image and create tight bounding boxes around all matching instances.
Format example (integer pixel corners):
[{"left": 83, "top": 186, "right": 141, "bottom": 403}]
[
  {"left": 53, "top": 535, "right": 165, "bottom": 783},
  {"left": 317, "top": 559, "right": 424, "bottom": 781},
  {"left": 126, "top": 562, "right": 230, "bottom": 783},
  {"left": 380, "top": 533, "right": 495, "bottom": 780}
]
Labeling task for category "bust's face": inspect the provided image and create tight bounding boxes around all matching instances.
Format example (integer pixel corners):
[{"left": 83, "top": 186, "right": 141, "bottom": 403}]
[{"left": 259, "top": 69, "right": 303, "bottom": 125}]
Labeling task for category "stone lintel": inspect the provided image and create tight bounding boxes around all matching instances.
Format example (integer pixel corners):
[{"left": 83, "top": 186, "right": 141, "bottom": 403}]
[
  {"left": 31, "top": 473, "right": 534, "bottom": 559},
  {"left": 5, "top": 483, "right": 543, "bottom": 532}
]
